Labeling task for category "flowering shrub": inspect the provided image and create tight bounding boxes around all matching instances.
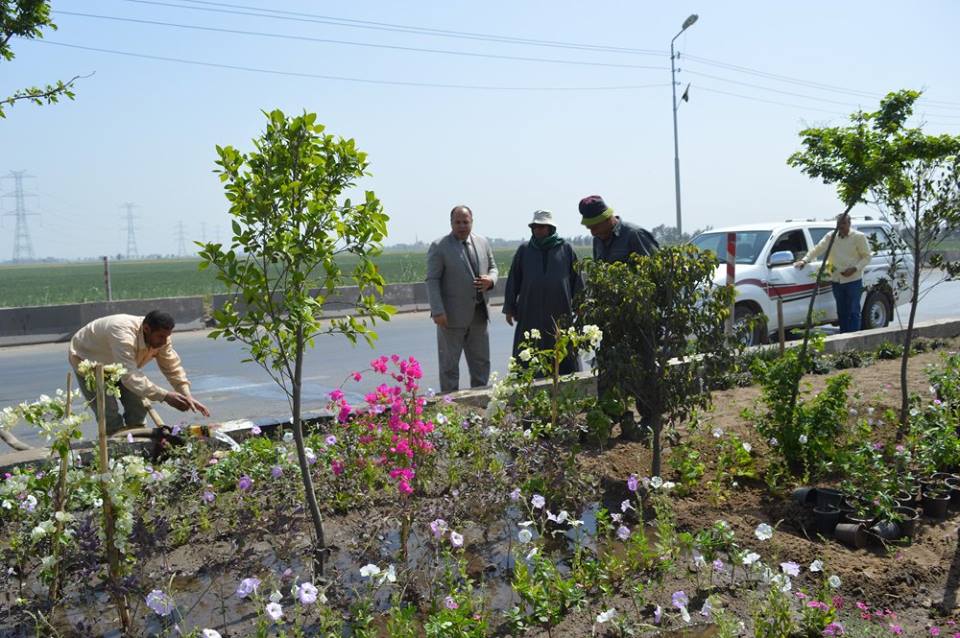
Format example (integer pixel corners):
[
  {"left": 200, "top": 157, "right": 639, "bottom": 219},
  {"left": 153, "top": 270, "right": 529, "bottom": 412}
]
[{"left": 327, "top": 355, "right": 436, "bottom": 495}]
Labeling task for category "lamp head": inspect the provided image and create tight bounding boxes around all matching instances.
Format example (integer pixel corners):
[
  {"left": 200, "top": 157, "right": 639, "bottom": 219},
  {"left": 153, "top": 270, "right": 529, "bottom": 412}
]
[{"left": 682, "top": 14, "right": 699, "bottom": 30}]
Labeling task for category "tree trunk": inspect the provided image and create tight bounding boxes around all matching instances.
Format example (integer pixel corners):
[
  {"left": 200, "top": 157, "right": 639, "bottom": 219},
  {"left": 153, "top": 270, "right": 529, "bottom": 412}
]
[
  {"left": 291, "top": 330, "right": 327, "bottom": 578},
  {"left": 897, "top": 203, "right": 923, "bottom": 438},
  {"left": 650, "top": 412, "right": 664, "bottom": 478}
]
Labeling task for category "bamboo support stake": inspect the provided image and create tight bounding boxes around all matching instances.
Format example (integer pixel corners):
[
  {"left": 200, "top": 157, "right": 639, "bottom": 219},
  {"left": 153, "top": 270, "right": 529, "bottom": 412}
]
[
  {"left": 48, "top": 372, "right": 72, "bottom": 602},
  {"left": 96, "top": 365, "right": 130, "bottom": 631}
]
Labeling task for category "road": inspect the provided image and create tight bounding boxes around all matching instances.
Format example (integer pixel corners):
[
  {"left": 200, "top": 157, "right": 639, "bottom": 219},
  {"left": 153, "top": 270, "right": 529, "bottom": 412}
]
[{"left": 2, "top": 271, "right": 958, "bottom": 447}]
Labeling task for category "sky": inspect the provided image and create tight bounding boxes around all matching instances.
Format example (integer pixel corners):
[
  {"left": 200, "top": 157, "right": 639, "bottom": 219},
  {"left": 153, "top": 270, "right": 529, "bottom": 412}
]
[{"left": 1, "top": 0, "right": 959, "bottom": 261}]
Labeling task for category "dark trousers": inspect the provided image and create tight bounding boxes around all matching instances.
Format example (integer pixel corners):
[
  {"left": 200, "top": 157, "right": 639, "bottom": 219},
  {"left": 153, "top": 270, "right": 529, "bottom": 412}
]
[{"left": 832, "top": 279, "right": 863, "bottom": 333}]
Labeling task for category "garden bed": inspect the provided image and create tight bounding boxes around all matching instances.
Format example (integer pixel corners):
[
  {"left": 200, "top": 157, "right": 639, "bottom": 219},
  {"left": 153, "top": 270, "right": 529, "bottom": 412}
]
[{"left": 2, "top": 342, "right": 960, "bottom": 637}]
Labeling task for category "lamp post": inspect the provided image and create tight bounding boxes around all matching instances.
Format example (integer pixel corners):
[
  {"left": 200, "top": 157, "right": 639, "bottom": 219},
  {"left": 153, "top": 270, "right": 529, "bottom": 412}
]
[{"left": 670, "top": 13, "right": 698, "bottom": 236}]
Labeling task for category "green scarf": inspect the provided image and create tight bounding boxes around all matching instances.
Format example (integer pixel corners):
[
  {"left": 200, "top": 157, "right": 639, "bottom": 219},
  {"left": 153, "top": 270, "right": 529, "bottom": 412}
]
[{"left": 530, "top": 230, "right": 563, "bottom": 251}]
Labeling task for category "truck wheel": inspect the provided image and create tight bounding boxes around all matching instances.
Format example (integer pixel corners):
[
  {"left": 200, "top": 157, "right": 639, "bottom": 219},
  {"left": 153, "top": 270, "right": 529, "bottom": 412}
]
[
  {"left": 862, "top": 290, "right": 892, "bottom": 329},
  {"left": 734, "top": 305, "right": 765, "bottom": 347}
]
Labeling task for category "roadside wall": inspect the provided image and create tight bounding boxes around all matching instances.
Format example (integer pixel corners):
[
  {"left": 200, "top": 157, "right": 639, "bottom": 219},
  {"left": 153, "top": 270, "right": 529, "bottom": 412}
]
[{"left": 0, "top": 280, "right": 507, "bottom": 347}]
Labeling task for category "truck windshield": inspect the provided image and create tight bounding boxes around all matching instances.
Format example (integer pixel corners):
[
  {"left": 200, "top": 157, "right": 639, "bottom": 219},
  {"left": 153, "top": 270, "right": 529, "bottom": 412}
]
[{"left": 691, "top": 231, "right": 772, "bottom": 265}]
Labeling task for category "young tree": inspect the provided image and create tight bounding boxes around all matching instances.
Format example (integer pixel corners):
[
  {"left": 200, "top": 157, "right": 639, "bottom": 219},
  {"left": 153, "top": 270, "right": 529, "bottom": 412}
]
[
  {"left": 786, "top": 90, "right": 924, "bottom": 430},
  {"left": 577, "top": 245, "right": 738, "bottom": 476},
  {"left": 1, "top": 0, "right": 82, "bottom": 118},
  {"left": 869, "top": 135, "right": 960, "bottom": 432},
  {"left": 199, "top": 110, "right": 393, "bottom": 576}
]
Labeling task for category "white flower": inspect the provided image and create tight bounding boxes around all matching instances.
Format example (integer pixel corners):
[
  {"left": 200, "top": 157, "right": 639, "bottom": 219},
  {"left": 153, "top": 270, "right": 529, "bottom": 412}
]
[
  {"left": 518, "top": 348, "right": 532, "bottom": 362},
  {"left": 662, "top": 481, "right": 676, "bottom": 491},
  {"left": 742, "top": 442, "right": 752, "bottom": 453},
  {"left": 202, "top": 630, "right": 222, "bottom": 638},
  {"left": 596, "top": 608, "right": 617, "bottom": 624},
  {"left": 582, "top": 324, "right": 603, "bottom": 348},
  {"left": 518, "top": 528, "right": 533, "bottom": 544},
  {"left": 269, "top": 590, "right": 282, "bottom": 603},
  {"left": 282, "top": 432, "right": 293, "bottom": 443},
  {"left": 768, "top": 437, "right": 778, "bottom": 447},
  {"left": 529, "top": 328, "right": 541, "bottom": 340},
  {"left": 378, "top": 564, "right": 397, "bottom": 584},
  {"left": 359, "top": 564, "right": 381, "bottom": 579},
  {"left": 435, "top": 413, "right": 448, "bottom": 425},
  {"left": 692, "top": 551, "right": 706, "bottom": 568},
  {"left": 680, "top": 605, "right": 691, "bottom": 623},
  {"left": 809, "top": 559, "right": 823, "bottom": 572},
  {"left": 828, "top": 574, "right": 841, "bottom": 589},
  {"left": 531, "top": 494, "right": 546, "bottom": 509},
  {"left": 712, "top": 427, "right": 724, "bottom": 438},
  {"left": 449, "top": 531, "right": 464, "bottom": 547},
  {"left": 754, "top": 523, "right": 774, "bottom": 541},
  {"left": 650, "top": 476, "right": 663, "bottom": 489},
  {"left": 295, "top": 582, "right": 318, "bottom": 605},
  {"left": 798, "top": 434, "right": 808, "bottom": 444},
  {"left": 742, "top": 552, "right": 761, "bottom": 566},
  {"left": 780, "top": 561, "right": 800, "bottom": 577},
  {"left": 526, "top": 546, "right": 538, "bottom": 561},
  {"left": 265, "top": 602, "right": 283, "bottom": 621}
]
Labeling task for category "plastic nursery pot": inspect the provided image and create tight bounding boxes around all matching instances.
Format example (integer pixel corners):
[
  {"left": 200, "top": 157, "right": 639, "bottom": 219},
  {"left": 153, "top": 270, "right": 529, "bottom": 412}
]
[
  {"left": 893, "top": 506, "right": 920, "bottom": 540},
  {"left": 815, "top": 487, "right": 843, "bottom": 509},
  {"left": 813, "top": 505, "right": 842, "bottom": 536},
  {"left": 793, "top": 487, "right": 819, "bottom": 507},
  {"left": 869, "top": 520, "right": 900, "bottom": 541},
  {"left": 834, "top": 522, "right": 868, "bottom": 549},
  {"left": 845, "top": 511, "right": 877, "bottom": 527},
  {"left": 896, "top": 489, "right": 917, "bottom": 507},
  {"left": 922, "top": 492, "right": 951, "bottom": 519},
  {"left": 946, "top": 477, "right": 960, "bottom": 507}
]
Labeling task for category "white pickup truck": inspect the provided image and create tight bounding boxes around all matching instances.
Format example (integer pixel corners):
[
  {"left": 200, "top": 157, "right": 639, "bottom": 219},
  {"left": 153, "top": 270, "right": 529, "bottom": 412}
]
[{"left": 691, "top": 218, "right": 912, "bottom": 345}]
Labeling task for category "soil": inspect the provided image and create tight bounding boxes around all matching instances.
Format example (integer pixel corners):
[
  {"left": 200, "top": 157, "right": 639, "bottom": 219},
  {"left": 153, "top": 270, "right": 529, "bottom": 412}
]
[{"left": 4, "top": 344, "right": 960, "bottom": 637}]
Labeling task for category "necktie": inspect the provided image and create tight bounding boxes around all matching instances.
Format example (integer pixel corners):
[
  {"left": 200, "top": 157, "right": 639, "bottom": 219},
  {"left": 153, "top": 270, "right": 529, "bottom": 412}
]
[{"left": 463, "top": 240, "right": 480, "bottom": 276}]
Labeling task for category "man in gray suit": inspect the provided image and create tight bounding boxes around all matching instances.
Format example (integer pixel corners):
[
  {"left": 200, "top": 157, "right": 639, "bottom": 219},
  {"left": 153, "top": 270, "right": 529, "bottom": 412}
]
[{"left": 426, "top": 205, "right": 499, "bottom": 392}]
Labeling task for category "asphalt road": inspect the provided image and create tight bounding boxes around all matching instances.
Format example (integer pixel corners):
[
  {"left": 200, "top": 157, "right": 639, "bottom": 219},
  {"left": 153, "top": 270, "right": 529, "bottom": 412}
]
[{"left": 2, "top": 271, "right": 958, "bottom": 447}]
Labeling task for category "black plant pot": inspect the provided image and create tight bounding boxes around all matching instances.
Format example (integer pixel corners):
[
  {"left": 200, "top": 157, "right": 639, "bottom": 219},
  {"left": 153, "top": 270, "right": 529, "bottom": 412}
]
[
  {"left": 816, "top": 487, "right": 843, "bottom": 509},
  {"left": 813, "top": 505, "right": 841, "bottom": 536},
  {"left": 869, "top": 520, "right": 900, "bottom": 541},
  {"left": 834, "top": 522, "right": 867, "bottom": 549},
  {"left": 922, "top": 492, "right": 951, "bottom": 519},
  {"left": 946, "top": 477, "right": 960, "bottom": 508},
  {"left": 894, "top": 505, "right": 920, "bottom": 539},
  {"left": 792, "top": 487, "right": 819, "bottom": 507}
]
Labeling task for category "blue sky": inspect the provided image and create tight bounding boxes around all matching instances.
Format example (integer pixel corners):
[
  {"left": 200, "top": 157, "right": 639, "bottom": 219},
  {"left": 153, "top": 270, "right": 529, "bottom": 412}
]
[{"left": 2, "top": 0, "right": 959, "bottom": 260}]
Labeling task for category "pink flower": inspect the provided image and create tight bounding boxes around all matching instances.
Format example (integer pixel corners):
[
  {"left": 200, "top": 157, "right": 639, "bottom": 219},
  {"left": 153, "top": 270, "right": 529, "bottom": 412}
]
[
  {"left": 444, "top": 596, "right": 459, "bottom": 610},
  {"left": 331, "top": 460, "right": 345, "bottom": 476},
  {"left": 889, "top": 626, "right": 903, "bottom": 635},
  {"left": 352, "top": 372, "right": 362, "bottom": 382},
  {"left": 930, "top": 628, "right": 940, "bottom": 637},
  {"left": 329, "top": 389, "right": 344, "bottom": 401}
]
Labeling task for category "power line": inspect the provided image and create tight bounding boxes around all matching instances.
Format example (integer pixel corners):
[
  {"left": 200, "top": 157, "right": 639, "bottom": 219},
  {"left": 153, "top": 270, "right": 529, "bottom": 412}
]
[
  {"left": 175, "top": 220, "right": 187, "bottom": 257},
  {"left": 684, "top": 53, "right": 960, "bottom": 111},
  {"left": 32, "top": 40, "right": 672, "bottom": 92},
  {"left": 115, "top": 0, "right": 666, "bottom": 57},
  {"left": 55, "top": 11, "right": 666, "bottom": 70},
  {"left": 1, "top": 171, "right": 39, "bottom": 262},
  {"left": 121, "top": 202, "right": 139, "bottom": 259}
]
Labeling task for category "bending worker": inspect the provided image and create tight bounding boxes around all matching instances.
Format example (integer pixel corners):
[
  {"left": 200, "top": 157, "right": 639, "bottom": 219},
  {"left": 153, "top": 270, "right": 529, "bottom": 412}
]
[{"left": 68, "top": 310, "right": 210, "bottom": 434}]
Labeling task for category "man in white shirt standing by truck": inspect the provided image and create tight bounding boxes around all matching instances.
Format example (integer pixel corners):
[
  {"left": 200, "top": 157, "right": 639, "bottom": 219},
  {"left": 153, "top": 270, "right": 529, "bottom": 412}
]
[{"left": 794, "top": 213, "right": 872, "bottom": 333}]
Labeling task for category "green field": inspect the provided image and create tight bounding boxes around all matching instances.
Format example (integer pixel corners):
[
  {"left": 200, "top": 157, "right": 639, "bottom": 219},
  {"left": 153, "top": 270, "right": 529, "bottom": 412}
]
[{"left": 0, "top": 247, "right": 593, "bottom": 308}]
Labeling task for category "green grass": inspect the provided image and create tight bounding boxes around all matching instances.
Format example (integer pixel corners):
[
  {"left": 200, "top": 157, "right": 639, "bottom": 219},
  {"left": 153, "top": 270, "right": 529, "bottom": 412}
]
[{"left": 0, "top": 246, "right": 594, "bottom": 308}]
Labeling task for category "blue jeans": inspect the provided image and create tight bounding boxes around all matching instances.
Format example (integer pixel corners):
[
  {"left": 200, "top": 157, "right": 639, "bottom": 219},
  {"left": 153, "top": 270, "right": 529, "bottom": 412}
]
[{"left": 832, "top": 279, "right": 863, "bottom": 333}]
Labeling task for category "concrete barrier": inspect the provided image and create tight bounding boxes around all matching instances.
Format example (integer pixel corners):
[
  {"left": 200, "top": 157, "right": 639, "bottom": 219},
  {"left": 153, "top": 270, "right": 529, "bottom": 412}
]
[{"left": 0, "top": 297, "right": 206, "bottom": 347}]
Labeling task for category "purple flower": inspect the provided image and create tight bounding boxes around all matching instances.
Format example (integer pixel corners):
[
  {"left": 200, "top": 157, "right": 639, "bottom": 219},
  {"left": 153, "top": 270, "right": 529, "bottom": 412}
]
[
  {"left": 616, "top": 525, "right": 630, "bottom": 541},
  {"left": 531, "top": 494, "right": 545, "bottom": 509},
  {"left": 271, "top": 465, "right": 283, "bottom": 479},
  {"left": 672, "top": 590, "right": 689, "bottom": 609},
  {"left": 251, "top": 425, "right": 262, "bottom": 435},
  {"left": 780, "top": 561, "right": 800, "bottom": 577},
  {"left": 627, "top": 474, "right": 639, "bottom": 492},
  {"left": 236, "top": 577, "right": 261, "bottom": 598},
  {"left": 170, "top": 424, "right": 182, "bottom": 436},
  {"left": 429, "top": 518, "right": 447, "bottom": 538},
  {"left": 654, "top": 605, "right": 662, "bottom": 624},
  {"left": 449, "top": 531, "right": 464, "bottom": 548},
  {"left": 444, "top": 595, "right": 459, "bottom": 609},
  {"left": 296, "top": 582, "right": 318, "bottom": 605},
  {"left": 325, "top": 434, "right": 337, "bottom": 446},
  {"left": 713, "top": 558, "right": 725, "bottom": 573},
  {"left": 509, "top": 488, "right": 521, "bottom": 501},
  {"left": 201, "top": 490, "right": 215, "bottom": 503},
  {"left": 145, "top": 589, "right": 175, "bottom": 616},
  {"left": 237, "top": 475, "right": 253, "bottom": 491}
]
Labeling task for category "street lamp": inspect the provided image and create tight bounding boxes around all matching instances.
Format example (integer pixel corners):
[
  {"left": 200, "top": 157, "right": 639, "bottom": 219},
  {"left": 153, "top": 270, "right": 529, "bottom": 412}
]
[{"left": 670, "top": 13, "right": 698, "bottom": 236}]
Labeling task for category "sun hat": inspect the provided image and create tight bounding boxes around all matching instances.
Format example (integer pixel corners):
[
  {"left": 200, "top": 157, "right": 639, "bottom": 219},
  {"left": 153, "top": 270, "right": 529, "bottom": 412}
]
[
  {"left": 528, "top": 209, "right": 556, "bottom": 228},
  {"left": 579, "top": 195, "right": 614, "bottom": 227}
]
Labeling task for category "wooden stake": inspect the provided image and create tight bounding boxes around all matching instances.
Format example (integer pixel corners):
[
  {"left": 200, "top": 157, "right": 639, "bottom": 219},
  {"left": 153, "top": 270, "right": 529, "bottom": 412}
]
[{"left": 96, "top": 365, "right": 130, "bottom": 632}]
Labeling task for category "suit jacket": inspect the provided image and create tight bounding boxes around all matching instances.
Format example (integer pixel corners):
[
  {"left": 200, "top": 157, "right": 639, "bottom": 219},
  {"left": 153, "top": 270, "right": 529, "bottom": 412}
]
[{"left": 426, "top": 233, "right": 499, "bottom": 329}]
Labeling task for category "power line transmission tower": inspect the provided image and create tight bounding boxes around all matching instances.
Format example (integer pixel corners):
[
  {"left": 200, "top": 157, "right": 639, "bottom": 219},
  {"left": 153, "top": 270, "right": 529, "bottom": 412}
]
[
  {"left": 200, "top": 222, "right": 207, "bottom": 243},
  {"left": 1, "top": 171, "right": 39, "bottom": 262},
  {"left": 121, "top": 202, "right": 139, "bottom": 259},
  {"left": 175, "top": 220, "right": 187, "bottom": 257}
]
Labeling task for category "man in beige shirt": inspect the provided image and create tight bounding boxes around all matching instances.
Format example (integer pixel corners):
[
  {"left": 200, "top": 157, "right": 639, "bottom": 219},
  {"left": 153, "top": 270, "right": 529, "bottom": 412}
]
[
  {"left": 794, "top": 213, "right": 872, "bottom": 333},
  {"left": 68, "top": 310, "right": 210, "bottom": 434}
]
